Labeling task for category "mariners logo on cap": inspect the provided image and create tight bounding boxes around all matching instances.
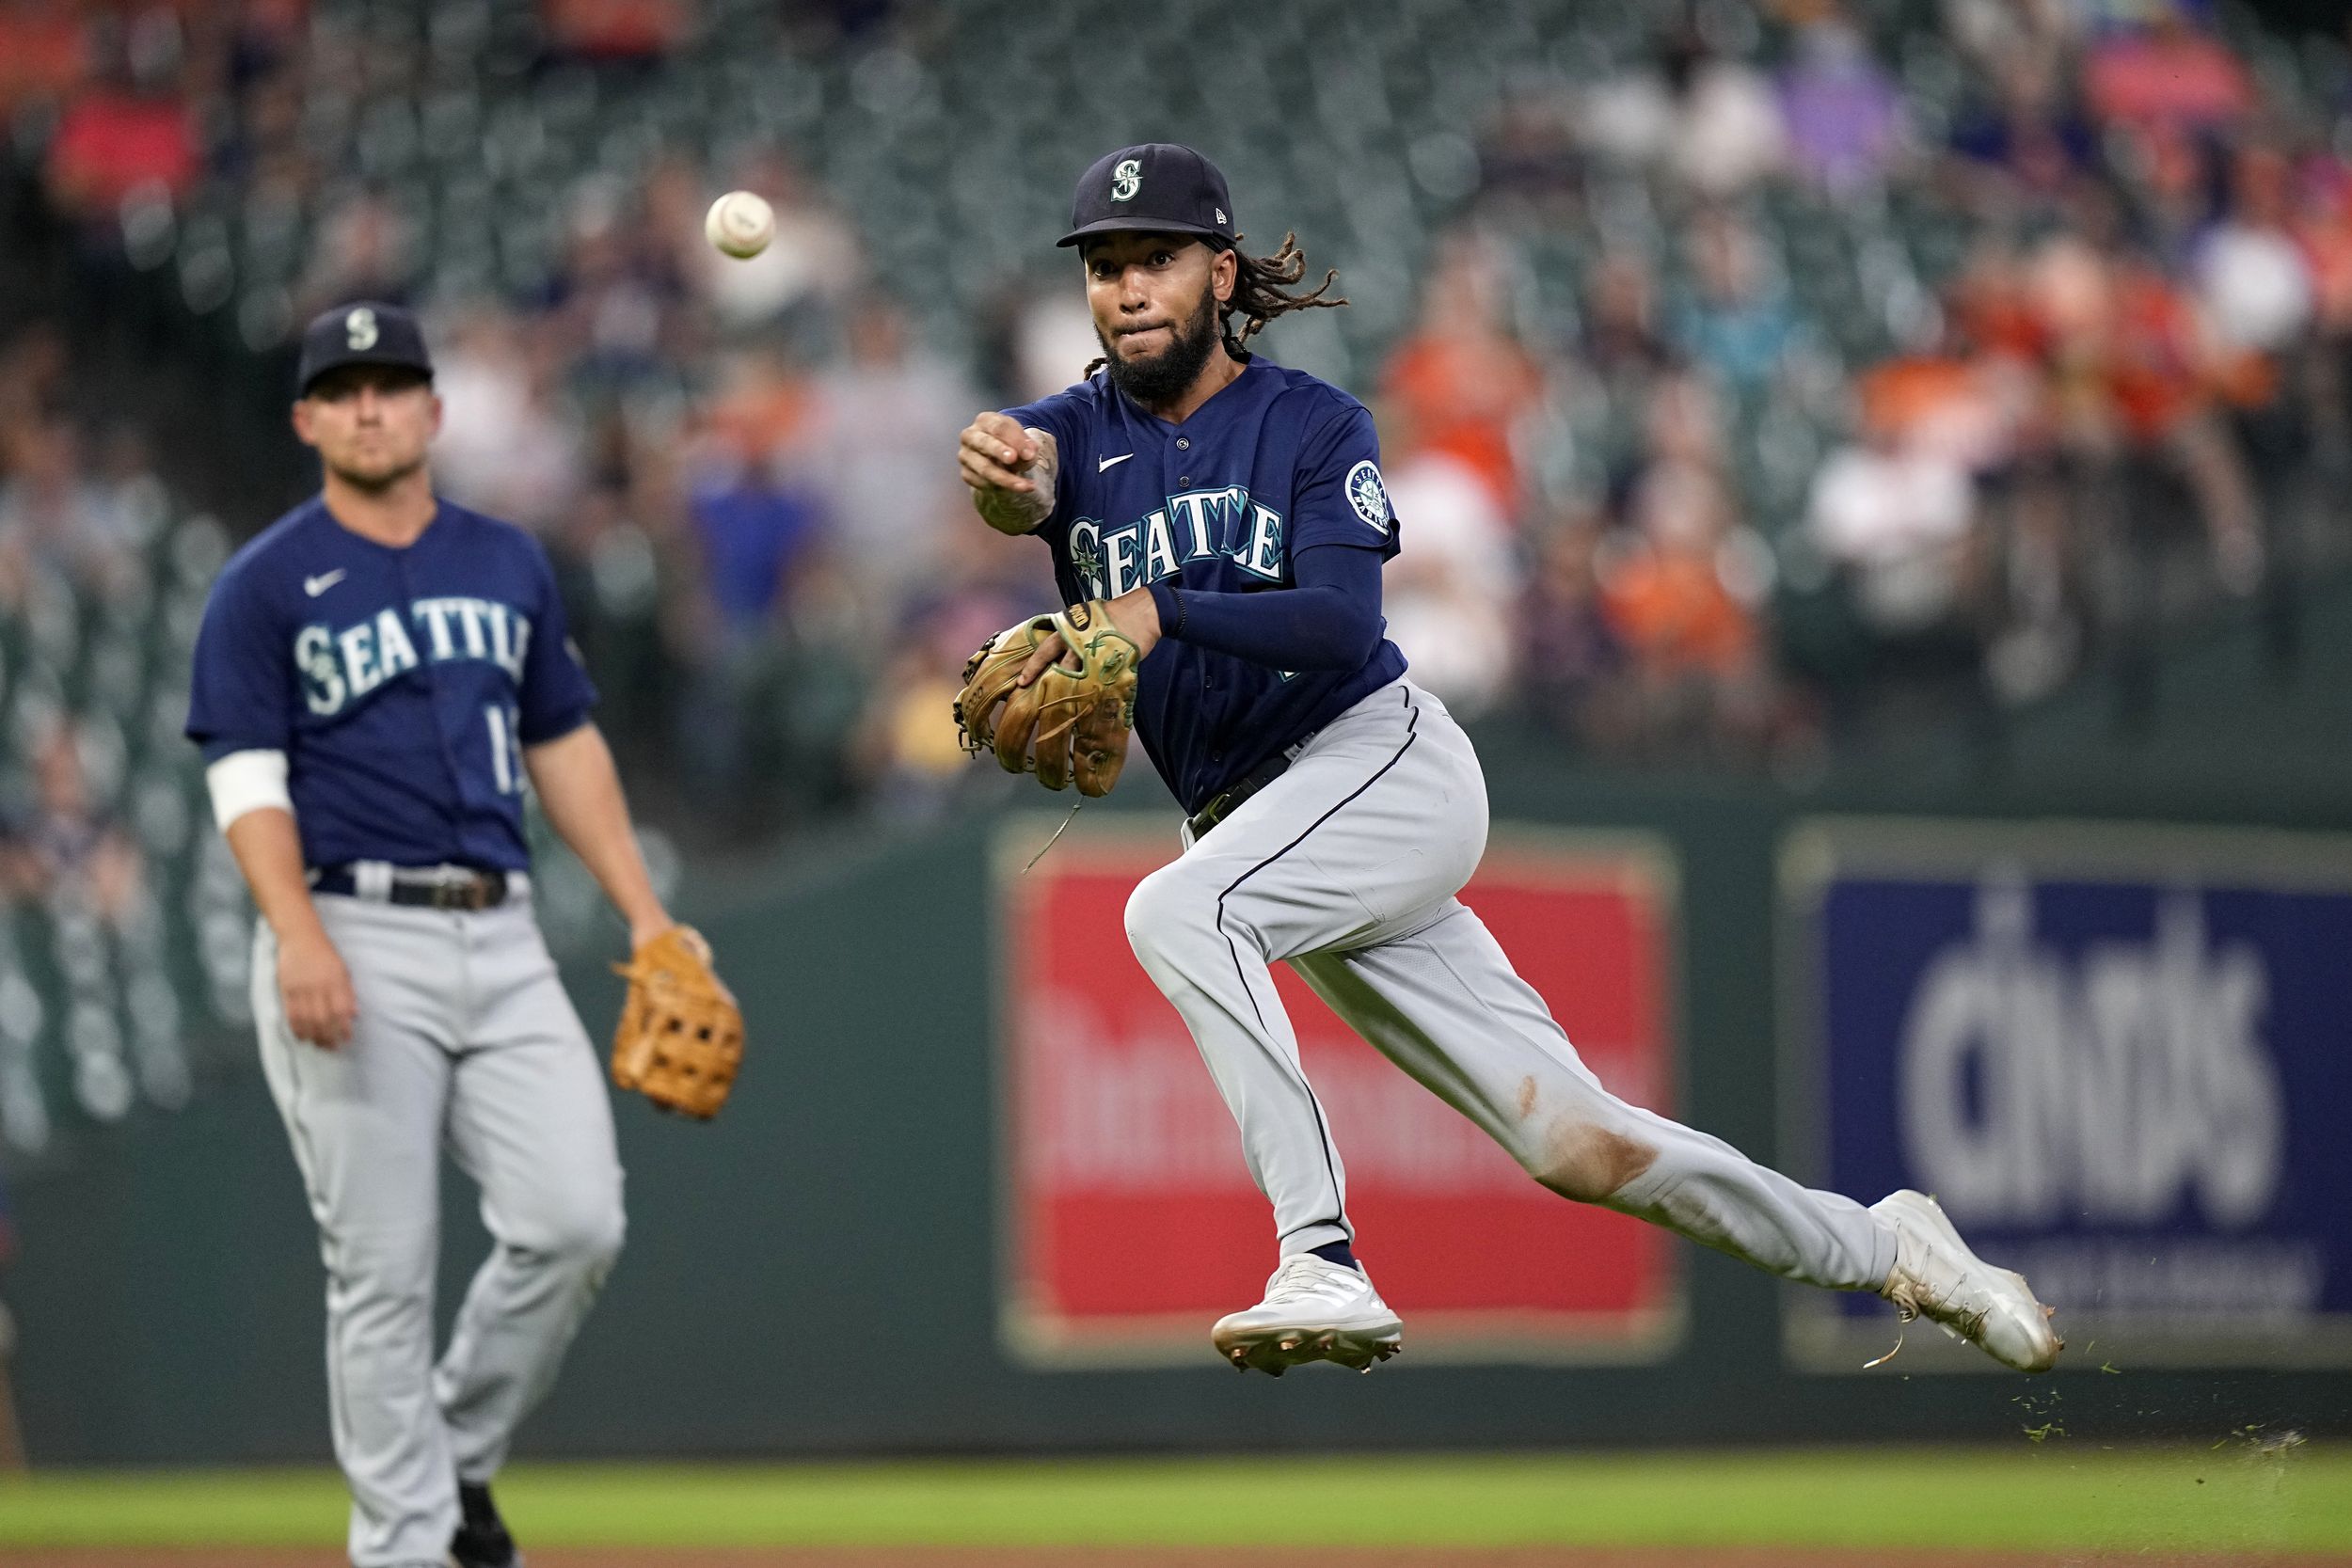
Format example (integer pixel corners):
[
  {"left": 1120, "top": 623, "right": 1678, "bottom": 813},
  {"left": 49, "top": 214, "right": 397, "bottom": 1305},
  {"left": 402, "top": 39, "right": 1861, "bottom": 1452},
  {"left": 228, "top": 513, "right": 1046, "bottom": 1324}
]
[
  {"left": 1345, "top": 460, "right": 1391, "bottom": 536},
  {"left": 1110, "top": 158, "right": 1142, "bottom": 202},
  {"left": 345, "top": 307, "right": 379, "bottom": 351}
]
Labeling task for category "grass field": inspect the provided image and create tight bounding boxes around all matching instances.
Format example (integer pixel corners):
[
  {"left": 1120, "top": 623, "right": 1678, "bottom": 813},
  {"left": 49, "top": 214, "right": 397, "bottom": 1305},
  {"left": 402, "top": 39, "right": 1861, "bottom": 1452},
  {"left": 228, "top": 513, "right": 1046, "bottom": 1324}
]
[{"left": 0, "top": 1445, "right": 2346, "bottom": 1562}]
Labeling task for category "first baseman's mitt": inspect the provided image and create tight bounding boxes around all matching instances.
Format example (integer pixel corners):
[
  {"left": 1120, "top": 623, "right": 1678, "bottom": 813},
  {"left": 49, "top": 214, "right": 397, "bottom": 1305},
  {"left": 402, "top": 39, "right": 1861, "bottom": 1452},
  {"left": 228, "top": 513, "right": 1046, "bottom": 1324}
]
[
  {"left": 953, "top": 599, "right": 1139, "bottom": 797},
  {"left": 610, "top": 926, "right": 743, "bottom": 1119}
]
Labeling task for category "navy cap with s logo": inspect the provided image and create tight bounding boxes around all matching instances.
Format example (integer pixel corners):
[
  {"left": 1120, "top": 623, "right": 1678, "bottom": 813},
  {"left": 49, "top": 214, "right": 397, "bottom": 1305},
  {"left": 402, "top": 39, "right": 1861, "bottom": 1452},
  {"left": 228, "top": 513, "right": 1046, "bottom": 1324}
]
[
  {"left": 1057, "top": 143, "right": 1237, "bottom": 249},
  {"left": 294, "top": 301, "right": 435, "bottom": 396}
]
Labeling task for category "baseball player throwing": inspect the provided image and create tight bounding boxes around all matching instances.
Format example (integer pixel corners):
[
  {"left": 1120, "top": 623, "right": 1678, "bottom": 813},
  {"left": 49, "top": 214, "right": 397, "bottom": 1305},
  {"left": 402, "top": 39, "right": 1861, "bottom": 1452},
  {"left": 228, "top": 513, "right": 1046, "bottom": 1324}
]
[
  {"left": 188, "top": 304, "right": 675, "bottom": 1568},
  {"left": 957, "top": 145, "right": 2061, "bottom": 1378}
]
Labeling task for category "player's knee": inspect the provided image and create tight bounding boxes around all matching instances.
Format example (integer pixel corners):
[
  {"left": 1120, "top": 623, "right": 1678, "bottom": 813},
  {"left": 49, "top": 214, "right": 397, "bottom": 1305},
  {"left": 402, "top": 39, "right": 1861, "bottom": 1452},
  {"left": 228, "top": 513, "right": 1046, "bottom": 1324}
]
[
  {"left": 1528, "top": 1107, "right": 1660, "bottom": 1205},
  {"left": 568, "top": 1200, "right": 628, "bottom": 1270},
  {"left": 1124, "top": 863, "right": 1217, "bottom": 970},
  {"left": 526, "top": 1191, "right": 627, "bottom": 1273}
]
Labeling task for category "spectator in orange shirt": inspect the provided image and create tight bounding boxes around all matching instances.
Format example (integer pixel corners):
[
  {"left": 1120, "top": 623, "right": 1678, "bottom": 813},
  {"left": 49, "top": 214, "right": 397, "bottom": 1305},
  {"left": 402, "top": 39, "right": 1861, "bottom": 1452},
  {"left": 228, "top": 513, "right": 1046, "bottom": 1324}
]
[
  {"left": 1601, "top": 462, "right": 1756, "bottom": 680},
  {"left": 43, "top": 53, "right": 199, "bottom": 224},
  {"left": 1597, "top": 458, "right": 1771, "bottom": 752},
  {"left": 1379, "top": 236, "right": 1545, "bottom": 515},
  {"left": 2106, "top": 263, "right": 2214, "bottom": 435},
  {"left": 2030, "top": 231, "right": 2262, "bottom": 591}
]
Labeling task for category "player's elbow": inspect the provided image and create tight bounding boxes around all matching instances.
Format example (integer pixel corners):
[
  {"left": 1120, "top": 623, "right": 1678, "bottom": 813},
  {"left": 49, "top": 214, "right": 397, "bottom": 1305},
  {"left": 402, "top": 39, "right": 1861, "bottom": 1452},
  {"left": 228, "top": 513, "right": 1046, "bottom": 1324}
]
[
  {"left": 1302, "top": 594, "right": 1383, "bottom": 670},
  {"left": 206, "top": 749, "right": 292, "bottom": 833}
]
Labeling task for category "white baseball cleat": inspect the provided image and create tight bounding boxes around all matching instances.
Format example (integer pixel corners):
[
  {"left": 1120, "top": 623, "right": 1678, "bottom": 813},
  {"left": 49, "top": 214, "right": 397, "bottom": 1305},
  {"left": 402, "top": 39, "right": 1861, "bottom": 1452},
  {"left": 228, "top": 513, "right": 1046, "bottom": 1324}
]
[
  {"left": 1872, "top": 1189, "right": 2062, "bottom": 1373},
  {"left": 1211, "top": 1254, "right": 1404, "bottom": 1375}
]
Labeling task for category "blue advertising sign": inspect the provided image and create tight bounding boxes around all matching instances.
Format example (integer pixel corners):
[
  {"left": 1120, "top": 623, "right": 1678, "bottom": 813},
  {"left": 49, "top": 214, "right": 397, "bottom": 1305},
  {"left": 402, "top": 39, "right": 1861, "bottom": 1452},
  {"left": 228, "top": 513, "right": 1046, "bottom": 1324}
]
[{"left": 1780, "top": 821, "right": 2352, "bottom": 1371}]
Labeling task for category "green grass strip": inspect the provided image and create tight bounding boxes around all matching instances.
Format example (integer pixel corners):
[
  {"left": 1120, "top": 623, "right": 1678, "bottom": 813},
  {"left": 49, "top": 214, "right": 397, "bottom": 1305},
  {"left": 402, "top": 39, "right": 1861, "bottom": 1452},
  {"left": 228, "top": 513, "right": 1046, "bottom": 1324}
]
[{"left": 0, "top": 1448, "right": 2344, "bottom": 1553}]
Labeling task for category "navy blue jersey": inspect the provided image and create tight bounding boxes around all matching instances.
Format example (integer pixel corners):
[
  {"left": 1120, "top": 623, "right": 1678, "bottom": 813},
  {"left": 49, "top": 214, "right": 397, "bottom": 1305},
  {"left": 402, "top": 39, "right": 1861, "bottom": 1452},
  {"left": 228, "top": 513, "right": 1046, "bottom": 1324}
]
[
  {"left": 185, "top": 498, "right": 596, "bottom": 872},
  {"left": 1004, "top": 355, "right": 1407, "bottom": 813}
]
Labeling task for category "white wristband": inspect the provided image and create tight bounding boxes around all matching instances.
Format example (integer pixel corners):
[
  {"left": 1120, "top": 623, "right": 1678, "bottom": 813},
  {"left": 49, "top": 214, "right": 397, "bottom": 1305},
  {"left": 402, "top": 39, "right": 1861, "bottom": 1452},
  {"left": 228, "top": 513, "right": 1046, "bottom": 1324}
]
[{"left": 206, "top": 749, "right": 294, "bottom": 832}]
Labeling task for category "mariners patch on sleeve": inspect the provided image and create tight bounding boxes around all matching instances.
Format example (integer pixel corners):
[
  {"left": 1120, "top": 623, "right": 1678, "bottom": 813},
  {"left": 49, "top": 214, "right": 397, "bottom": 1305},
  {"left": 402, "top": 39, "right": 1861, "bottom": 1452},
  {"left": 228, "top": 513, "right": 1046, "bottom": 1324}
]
[{"left": 1345, "top": 460, "right": 1391, "bottom": 536}]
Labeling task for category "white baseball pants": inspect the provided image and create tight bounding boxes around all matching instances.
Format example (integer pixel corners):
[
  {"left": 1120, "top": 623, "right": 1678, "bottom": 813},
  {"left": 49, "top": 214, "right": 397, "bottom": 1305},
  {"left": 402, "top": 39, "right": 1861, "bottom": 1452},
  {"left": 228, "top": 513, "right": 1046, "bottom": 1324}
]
[
  {"left": 1124, "top": 679, "right": 1895, "bottom": 1292},
  {"left": 254, "top": 894, "right": 624, "bottom": 1568}
]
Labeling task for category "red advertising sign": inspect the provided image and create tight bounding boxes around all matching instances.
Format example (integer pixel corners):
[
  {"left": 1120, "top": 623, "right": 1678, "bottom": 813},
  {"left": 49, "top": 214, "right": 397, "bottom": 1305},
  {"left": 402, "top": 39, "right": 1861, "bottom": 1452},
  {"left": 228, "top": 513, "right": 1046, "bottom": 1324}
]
[{"left": 998, "top": 817, "right": 1683, "bottom": 1367}]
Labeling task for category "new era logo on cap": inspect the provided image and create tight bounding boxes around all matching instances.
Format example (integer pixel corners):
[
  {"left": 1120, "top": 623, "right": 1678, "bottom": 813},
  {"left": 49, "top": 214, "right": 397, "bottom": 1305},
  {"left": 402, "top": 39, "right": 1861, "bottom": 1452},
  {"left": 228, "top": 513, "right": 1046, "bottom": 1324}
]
[{"left": 1059, "top": 143, "right": 1237, "bottom": 248}]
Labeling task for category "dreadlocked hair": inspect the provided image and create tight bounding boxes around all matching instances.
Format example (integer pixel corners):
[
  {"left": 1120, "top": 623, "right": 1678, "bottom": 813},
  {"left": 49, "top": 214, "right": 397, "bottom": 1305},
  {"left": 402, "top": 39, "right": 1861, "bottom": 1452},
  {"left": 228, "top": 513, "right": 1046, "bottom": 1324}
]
[
  {"left": 1219, "top": 231, "right": 1347, "bottom": 353},
  {"left": 1081, "top": 232, "right": 1348, "bottom": 378}
]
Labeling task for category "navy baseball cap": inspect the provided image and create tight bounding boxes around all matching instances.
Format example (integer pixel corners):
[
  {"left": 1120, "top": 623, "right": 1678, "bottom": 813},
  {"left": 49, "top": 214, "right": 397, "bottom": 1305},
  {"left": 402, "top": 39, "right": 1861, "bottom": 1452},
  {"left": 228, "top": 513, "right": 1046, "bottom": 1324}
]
[
  {"left": 1058, "top": 143, "right": 1238, "bottom": 249},
  {"left": 294, "top": 302, "right": 434, "bottom": 396}
]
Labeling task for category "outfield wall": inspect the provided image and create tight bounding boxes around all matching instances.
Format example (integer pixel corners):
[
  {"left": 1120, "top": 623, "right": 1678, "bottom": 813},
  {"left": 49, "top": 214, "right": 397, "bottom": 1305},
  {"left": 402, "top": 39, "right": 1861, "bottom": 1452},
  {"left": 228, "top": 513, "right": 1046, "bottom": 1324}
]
[{"left": 11, "top": 717, "right": 2349, "bottom": 1464}]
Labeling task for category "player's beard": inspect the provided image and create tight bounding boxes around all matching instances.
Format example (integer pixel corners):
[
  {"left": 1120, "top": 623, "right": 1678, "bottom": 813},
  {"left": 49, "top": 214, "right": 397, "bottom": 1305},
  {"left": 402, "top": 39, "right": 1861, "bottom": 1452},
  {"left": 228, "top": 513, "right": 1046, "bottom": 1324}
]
[{"left": 1101, "top": 277, "right": 1224, "bottom": 412}]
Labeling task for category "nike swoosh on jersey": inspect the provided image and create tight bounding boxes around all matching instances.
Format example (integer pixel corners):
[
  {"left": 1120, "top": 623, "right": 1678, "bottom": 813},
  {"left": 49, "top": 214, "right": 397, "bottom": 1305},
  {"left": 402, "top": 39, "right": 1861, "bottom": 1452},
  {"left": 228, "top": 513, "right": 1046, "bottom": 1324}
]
[
  {"left": 1098, "top": 452, "right": 1135, "bottom": 472},
  {"left": 304, "top": 569, "right": 348, "bottom": 597}
]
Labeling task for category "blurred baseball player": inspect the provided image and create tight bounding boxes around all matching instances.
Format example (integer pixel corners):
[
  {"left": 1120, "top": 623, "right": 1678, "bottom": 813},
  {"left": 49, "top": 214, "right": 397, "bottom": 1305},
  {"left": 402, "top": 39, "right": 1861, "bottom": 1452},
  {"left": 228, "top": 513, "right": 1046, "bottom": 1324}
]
[
  {"left": 958, "top": 145, "right": 2061, "bottom": 1377},
  {"left": 188, "top": 304, "right": 675, "bottom": 1567}
]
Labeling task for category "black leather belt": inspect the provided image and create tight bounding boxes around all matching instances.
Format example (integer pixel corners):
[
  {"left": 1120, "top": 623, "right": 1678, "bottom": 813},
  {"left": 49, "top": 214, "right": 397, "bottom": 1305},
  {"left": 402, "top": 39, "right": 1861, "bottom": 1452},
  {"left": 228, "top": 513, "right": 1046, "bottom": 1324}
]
[
  {"left": 1186, "top": 735, "right": 1315, "bottom": 842},
  {"left": 311, "top": 864, "right": 513, "bottom": 911}
]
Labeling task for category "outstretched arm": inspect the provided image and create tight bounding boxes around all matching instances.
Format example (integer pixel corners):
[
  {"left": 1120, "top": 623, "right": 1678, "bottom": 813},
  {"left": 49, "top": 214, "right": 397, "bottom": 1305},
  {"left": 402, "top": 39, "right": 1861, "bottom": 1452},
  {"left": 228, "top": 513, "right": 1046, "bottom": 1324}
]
[{"left": 524, "top": 722, "right": 672, "bottom": 948}]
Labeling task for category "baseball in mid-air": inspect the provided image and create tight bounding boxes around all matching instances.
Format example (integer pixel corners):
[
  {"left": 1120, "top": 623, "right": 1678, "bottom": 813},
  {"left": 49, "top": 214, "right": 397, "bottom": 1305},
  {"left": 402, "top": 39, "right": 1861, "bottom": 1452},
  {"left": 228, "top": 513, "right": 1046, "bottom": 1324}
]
[{"left": 704, "top": 191, "right": 774, "bottom": 259}]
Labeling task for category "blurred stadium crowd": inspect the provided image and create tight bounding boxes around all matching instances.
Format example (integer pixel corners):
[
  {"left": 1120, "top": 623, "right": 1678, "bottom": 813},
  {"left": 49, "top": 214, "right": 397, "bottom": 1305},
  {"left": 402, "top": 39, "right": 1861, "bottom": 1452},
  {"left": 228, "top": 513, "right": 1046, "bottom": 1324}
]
[{"left": 1, "top": 0, "right": 2350, "bottom": 862}]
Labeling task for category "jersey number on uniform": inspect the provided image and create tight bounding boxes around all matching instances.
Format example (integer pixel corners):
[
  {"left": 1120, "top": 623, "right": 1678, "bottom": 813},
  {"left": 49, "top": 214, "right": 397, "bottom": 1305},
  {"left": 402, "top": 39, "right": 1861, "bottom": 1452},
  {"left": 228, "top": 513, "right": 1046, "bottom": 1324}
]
[{"left": 485, "top": 703, "right": 523, "bottom": 795}]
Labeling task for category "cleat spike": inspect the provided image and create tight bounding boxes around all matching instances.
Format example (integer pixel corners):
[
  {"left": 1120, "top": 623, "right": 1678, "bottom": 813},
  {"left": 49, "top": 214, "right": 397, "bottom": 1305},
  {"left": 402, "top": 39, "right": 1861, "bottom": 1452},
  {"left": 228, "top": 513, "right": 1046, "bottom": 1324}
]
[
  {"left": 1871, "top": 1189, "right": 2063, "bottom": 1372},
  {"left": 1203, "top": 1256, "right": 1404, "bottom": 1380}
]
